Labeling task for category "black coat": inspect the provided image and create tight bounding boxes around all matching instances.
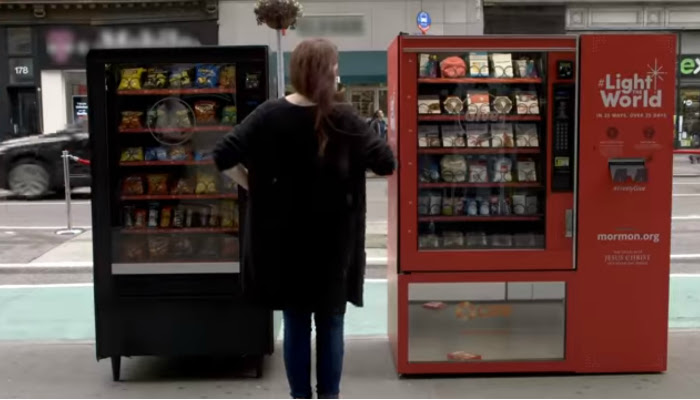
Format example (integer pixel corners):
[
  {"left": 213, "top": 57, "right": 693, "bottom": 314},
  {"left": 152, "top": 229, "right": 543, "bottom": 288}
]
[{"left": 213, "top": 99, "right": 395, "bottom": 313}]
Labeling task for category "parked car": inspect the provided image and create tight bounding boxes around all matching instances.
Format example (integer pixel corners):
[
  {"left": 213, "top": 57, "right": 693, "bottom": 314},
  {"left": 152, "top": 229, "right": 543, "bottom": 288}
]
[{"left": 0, "top": 123, "right": 90, "bottom": 198}]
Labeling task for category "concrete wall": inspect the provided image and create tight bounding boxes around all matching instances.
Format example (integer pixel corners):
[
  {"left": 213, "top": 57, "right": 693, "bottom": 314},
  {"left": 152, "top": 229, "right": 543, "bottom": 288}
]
[{"left": 219, "top": 0, "right": 484, "bottom": 51}]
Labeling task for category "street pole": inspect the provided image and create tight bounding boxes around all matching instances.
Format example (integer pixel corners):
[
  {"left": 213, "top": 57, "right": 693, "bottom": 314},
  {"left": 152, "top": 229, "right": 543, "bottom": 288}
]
[
  {"left": 277, "top": 29, "right": 285, "bottom": 98},
  {"left": 56, "top": 150, "right": 84, "bottom": 236}
]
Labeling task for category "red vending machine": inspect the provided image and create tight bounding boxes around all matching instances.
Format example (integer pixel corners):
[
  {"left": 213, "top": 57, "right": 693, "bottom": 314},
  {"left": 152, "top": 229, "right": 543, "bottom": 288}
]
[{"left": 387, "top": 34, "right": 676, "bottom": 374}]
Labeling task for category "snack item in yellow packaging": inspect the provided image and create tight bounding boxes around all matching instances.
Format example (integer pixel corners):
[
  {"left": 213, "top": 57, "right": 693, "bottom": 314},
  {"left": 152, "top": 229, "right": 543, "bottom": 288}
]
[
  {"left": 118, "top": 68, "right": 145, "bottom": 90},
  {"left": 143, "top": 68, "right": 168, "bottom": 89},
  {"left": 195, "top": 173, "right": 218, "bottom": 194},
  {"left": 220, "top": 200, "right": 238, "bottom": 228},
  {"left": 120, "top": 147, "right": 144, "bottom": 162},
  {"left": 146, "top": 174, "right": 169, "bottom": 195},
  {"left": 219, "top": 65, "right": 236, "bottom": 89}
]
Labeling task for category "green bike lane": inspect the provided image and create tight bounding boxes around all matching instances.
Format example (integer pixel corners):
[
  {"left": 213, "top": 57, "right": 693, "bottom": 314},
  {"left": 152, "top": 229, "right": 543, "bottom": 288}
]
[{"left": 1, "top": 277, "right": 699, "bottom": 341}]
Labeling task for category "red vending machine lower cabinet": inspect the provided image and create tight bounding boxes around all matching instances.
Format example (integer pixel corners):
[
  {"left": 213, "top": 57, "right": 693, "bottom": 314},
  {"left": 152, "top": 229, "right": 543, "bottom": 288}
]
[{"left": 388, "top": 272, "right": 667, "bottom": 375}]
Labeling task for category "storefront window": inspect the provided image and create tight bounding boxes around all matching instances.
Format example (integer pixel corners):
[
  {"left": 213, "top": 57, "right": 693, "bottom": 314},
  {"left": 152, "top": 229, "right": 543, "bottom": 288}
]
[
  {"left": 348, "top": 86, "right": 387, "bottom": 118},
  {"left": 678, "top": 88, "right": 700, "bottom": 148},
  {"left": 7, "top": 27, "right": 32, "bottom": 56},
  {"left": 64, "top": 71, "right": 88, "bottom": 125}
]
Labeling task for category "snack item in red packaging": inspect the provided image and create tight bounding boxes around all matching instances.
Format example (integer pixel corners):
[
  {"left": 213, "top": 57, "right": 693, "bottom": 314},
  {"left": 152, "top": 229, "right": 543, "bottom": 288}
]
[
  {"left": 221, "top": 236, "right": 239, "bottom": 259},
  {"left": 122, "top": 175, "right": 145, "bottom": 195},
  {"left": 147, "top": 203, "right": 160, "bottom": 228},
  {"left": 160, "top": 206, "right": 172, "bottom": 228},
  {"left": 219, "top": 65, "right": 236, "bottom": 89},
  {"left": 118, "top": 68, "right": 145, "bottom": 90},
  {"left": 147, "top": 174, "right": 169, "bottom": 195},
  {"left": 447, "top": 351, "right": 482, "bottom": 361},
  {"left": 221, "top": 106, "right": 237, "bottom": 125},
  {"left": 134, "top": 209, "right": 147, "bottom": 228},
  {"left": 148, "top": 236, "right": 170, "bottom": 259},
  {"left": 195, "top": 173, "right": 218, "bottom": 194},
  {"left": 194, "top": 101, "right": 218, "bottom": 125},
  {"left": 120, "top": 147, "right": 144, "bottom": 162},
  {"left": 440, "top": 56, "right": 467, "bottom": 78},
  {"left": 119, "top": 111, "right": 144, "bottom": 130},
  {"left": 422, "top": 301, "right": 447, "bottom": 310},
  {"left": 143, "top": 68, "right": 168, "bottom": 89},
  {"left": 171, "top": 177, "right": 195, "bottom": 195},
  {"left": 195, "top": 64, "right": 220, "bottom": 88}
]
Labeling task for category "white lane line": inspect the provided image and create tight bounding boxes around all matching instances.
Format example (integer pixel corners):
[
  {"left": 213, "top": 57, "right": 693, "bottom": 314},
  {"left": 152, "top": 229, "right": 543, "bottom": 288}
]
[
  {"left": 0, "top": 201, "right": 90, "bottom": 206},
  {"left": 0, "top": 226, "right": 91, "bottom": 230},
  {"left": 0, "top": 283, "right": 92, "bottom": 289},
  {"left": 673, "top": 182, "right": 700, "bottom": 185},
  {"left": 673, "top": 193, "right": 700, "bottom": 197},
  {"left": 671, "top": 254, "right": 700, "bottom": 260},
  {"left": 0, "top": 262, "right": 92, "bottom": 268},
  {"left": 672, "top": 215, "right": 700, "bottom": 220}
]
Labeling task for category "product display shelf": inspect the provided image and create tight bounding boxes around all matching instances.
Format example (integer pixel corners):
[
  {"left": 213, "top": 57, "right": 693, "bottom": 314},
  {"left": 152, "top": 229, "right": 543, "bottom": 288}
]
[
  {"left": 418, "top": 115, "right": 541, "bottom": 122},
  {"left": 121, "top": 227, "right": 238, "bottom": 234},
  {"left": 121, "top": 194, "right": 238, "bottom": 201},
  {"left": 418, "top": 148, "right": 540, "bottom": 155},
  {"left": 418, "top": 77, "right": 543, "bottom": 85},
  {"left": 120, "top": 160, "right": 216, "bottom": 167},
  {"left": 117, "top": 88, "right": 236, "bottom": 96},
  {"left": 119, "top": 126, "right": 233, "bottom": 133},
  {"left": 419, "top": 182, "right": 542, "bottom": 189},
  {"left": 418, "top": 215, "right": 543, "bottom": 223}
]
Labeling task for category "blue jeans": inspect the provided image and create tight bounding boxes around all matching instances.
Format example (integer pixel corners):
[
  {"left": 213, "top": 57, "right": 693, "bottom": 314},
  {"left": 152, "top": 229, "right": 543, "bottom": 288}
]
[{"left": 283, "top": 310, "right": 345, "bottom": 399}]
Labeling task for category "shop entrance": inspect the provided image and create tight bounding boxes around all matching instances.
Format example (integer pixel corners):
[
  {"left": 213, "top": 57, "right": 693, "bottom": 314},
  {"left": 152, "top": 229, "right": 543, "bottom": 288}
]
[
  {"left": 678, "top": 88, "right": 700, "bottom": 150},
  {"left": 8, "top": 86, "right": 40, "bottom": 136}
]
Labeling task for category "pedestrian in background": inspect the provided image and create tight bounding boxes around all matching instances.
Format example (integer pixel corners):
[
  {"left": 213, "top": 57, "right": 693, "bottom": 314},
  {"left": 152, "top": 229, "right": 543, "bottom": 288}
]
[
  {"left": 369, "top": 109, "right": 387, "bottom": 141},
  {"left": 213, "top": 38, "right": 395, "bottom": 399}
]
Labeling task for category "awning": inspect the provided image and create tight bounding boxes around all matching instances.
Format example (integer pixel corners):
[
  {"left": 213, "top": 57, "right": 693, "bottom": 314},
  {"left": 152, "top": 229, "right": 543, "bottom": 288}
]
[{"left": 271, "top": 50, "right": 387, "bottom": 85}]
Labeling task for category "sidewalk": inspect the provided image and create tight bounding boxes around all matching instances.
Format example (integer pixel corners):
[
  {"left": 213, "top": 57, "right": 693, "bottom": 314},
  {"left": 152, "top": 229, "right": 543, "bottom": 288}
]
[
  {"left": 674, "top": 154, "right": 700, "bottom": 176},
  {"left": 1, "top": 332, "right": 699, "bottom": 398}
]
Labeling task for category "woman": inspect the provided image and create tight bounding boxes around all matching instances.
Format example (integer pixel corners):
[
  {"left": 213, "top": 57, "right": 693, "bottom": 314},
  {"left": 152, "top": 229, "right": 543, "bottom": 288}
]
[
  {"left": 369, "top": 109, "right": 387, "bottom": 141},
  {"left": 213, "top": 38, "right": 395, "bottom": 399}
]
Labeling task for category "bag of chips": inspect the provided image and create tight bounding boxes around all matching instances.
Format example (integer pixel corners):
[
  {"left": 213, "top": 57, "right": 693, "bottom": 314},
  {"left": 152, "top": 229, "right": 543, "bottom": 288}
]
[
  {"left": 151, "top": 105, "right": 169, "bottom": 129},
  {"left": 195, "top": 173, "right": 218, "bottom": 194},
  {"left": 143, "top": 68, "right": 168, "bottom": 89},
  {"left": 160, "top": 207, "right": 172, "bottom": 228},
  {"left": 169, "top": 67, "right": 193, "bottom": 88},
  {"left": 122, "top": 237, "right": 146, "bottom": 262},
  {"left": 171, "top": 177, "right": 195, "bottom": 195},
  {"left": 220, "top": 200, "right": 238, "bottom": 228},
  {"left": 119, "top": 111, "right": 144, "bottom": 130},
  {"left": 122, "top": 175, "right": 145, "bottom": 195},
  {"left": 144, "top": 147, "right": 168, "bottom": 162},
  {"left": 221, "top": 106, "right": 237, "bottom": 126},
  {"left": 168, "top": 145, "right": 191, "bottom": 161},
  {"left": 219, "top": 65, "right": 236, "bottom": 89},
  {"left": 171, "top": 237, "right": 194, "bottom": 257},
  {"left": 147, "top": 174, "right": 169, "bottom": 195},
  {"left": 120, "top": 147, "right": 144, "bottom": 162},
  {"left": 118, "top": 68, "right": 145, "bottom": 90},
  {"left": 195, "top": 64, "right": 220, "bottom": 88},
  {"left": 194, "top": 101, "right": 218, "bottom": 125},
  {"left": 148, "top": 236, "right": 170, "bottom": 259}
]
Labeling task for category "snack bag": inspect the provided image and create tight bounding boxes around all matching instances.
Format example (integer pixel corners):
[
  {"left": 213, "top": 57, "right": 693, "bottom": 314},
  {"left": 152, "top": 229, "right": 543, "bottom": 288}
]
[
  {"left": 146, "top": 174, "right": 169, "bottom": 195},
  {"left": 221, "top": 106, "right": 237, "bottom": 126},
  {"left": 160, "top": 207, "right": 172, "bottom": 228},
  {"left": 168, "top": 145, "right": 191, "bottom": 161},
  {"left": 171, "top": 237, "right": 194, "bottom": 257},
  {"left": 169, "top": 67, "right": 193, "bottom": 88},
  {"left": 143, "top": 68, "right": 168, "bottom": 89},
  {"left": 120, "top": 147, "right": 144, "bottom": 162},
  {"left": 153, "top": 104, "right": 170, "bottom": 129},
  {"left": 171, "top": 104, "right": 192, "bottom": 128},
  {"left": 194, "top": 101, "right": 218, "bottom": 125},
  {"left": 195, "top": 64, "right": 220, "bottom": 88},
  {"left": 122, "top": 237, "right": 146, "bottom": 262},
  {"left": 145, "top": 147, "right": 168, "bottom": 162},
  {"left": 118, "top": 68, "right": 145, "bottom": 90},
  {"left": 195, "top": 173, "right": 218, "bottom": 194},
  {"left": 219, "top": 65, "right": 236, "bottom": 89},
  {"left": 148, "top": 236, "right": 170, "bottom": 259},
  {"left": 171, "top": 177, "right": 195, "bottom": 195},
  {"left": 122, "top": 175, "right": 144, "bottom": 195},
  {"left": 119, "top": 111, "right": 144, "bottom": 130},
  {"left": 220, "top": 200, "right": 238, "bottom": 228}
]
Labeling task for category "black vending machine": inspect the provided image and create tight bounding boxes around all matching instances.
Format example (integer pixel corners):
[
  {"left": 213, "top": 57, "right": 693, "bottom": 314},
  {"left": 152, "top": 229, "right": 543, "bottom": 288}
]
[{"left": 86, "top": 46, "right": 273, "bottom": 381}]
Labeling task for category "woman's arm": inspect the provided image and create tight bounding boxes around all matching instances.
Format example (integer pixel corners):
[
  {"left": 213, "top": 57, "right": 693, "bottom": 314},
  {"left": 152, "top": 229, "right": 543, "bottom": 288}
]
[
  {"left": 222, "top": 165, "right": 249, "bottom": 191},
  {"left": 213, "top": 102, "right": 267, "bottom": 172}
]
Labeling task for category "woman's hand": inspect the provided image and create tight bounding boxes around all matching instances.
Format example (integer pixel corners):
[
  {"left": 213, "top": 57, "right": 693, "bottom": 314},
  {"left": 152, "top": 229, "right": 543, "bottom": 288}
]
[{"left": 223, "top": 165, "right": 249, "bottom": 191}]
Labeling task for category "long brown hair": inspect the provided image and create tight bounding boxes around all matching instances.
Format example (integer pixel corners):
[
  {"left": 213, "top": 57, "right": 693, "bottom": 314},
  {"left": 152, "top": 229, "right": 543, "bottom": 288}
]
[{"left": 289, "top": 38, "right": 339, "bottom": 155}]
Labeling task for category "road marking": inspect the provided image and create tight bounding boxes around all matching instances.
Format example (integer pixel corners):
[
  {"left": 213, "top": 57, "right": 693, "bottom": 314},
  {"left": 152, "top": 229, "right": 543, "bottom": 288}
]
[
  {"left": 0, "top": 262, "right": 92, "bottom": 268},
  {"left": 0, "top": 201, "right": 90, "bottom": 206},
  {"left": 672, "top": 215, "right": 700, "bottom": 220},
  {"left": 673, "top": 181, "right": 700, "bottom": 185},
  {"left": 0, "top": 283, "right": 92, "bottom": 289},
  {"left": 673, "top": 193, "right": 700, "bottom": 197},
  {"left": 0, "top": 226, "right": 91, "bottom": 230},
  {"left": 671, "top": 254, "right": 700, "bottom": 260}
]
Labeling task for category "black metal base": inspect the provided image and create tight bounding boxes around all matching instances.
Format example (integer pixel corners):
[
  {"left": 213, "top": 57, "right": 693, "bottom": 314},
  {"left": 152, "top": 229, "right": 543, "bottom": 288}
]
[{"left": 111, "top": 356, "right": 121, "bottom": 381}]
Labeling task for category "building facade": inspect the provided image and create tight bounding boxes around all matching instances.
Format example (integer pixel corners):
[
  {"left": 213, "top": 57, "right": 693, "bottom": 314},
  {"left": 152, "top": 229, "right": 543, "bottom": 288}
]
[
  {"left": 0, "top": 0, "right": 220, "bottom": 142},
  {"left": 218, "top": 0, "right": 484, "bottom": 117}
]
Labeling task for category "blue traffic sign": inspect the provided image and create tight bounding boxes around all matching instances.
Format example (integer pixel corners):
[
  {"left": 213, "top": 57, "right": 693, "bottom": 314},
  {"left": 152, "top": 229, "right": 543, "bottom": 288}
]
[{"left": 416, "top": 11, "right": 431, "bottom": 33}]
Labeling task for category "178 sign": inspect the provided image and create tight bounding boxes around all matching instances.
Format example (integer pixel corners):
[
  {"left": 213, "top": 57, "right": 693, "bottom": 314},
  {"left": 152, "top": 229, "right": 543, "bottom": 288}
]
[{"left": 8, "top": 58, "right": 34, "bottom": 84}]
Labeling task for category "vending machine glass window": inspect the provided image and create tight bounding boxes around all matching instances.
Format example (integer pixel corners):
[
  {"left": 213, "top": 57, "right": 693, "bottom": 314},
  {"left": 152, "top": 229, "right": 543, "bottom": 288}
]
[
  {"left": 416, "top": 52, "right": 547, "bottom": 251},
  {"left": 109, "top": 63, "right": 240, "bottom": 274},
  {"left": 407, "top": 281, "right": 566, "bottom": 363}
]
